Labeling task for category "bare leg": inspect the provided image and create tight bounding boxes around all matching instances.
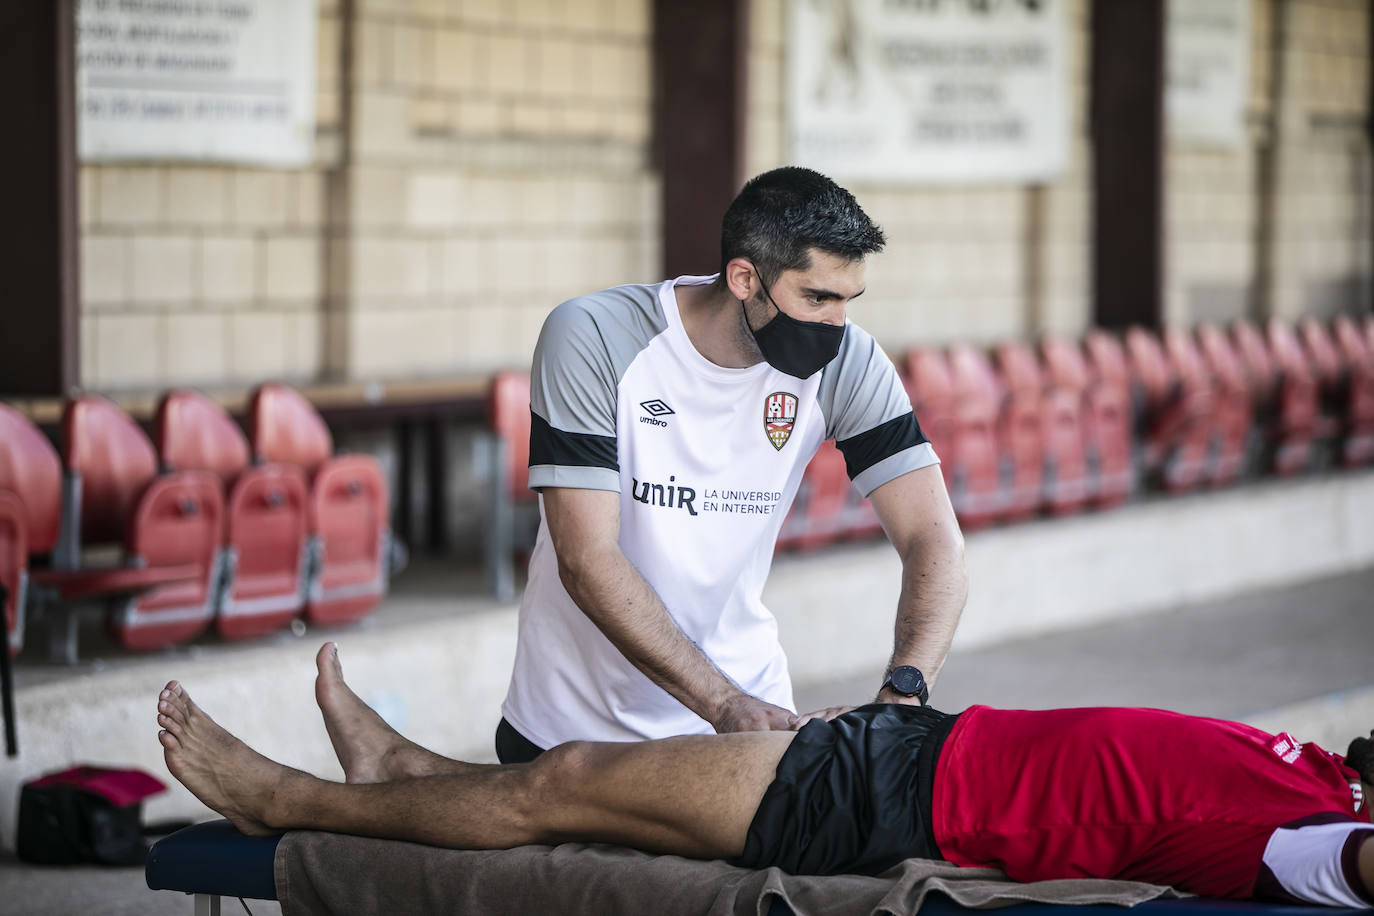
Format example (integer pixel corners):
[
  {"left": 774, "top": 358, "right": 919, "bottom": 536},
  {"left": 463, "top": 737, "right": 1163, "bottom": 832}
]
[
  {"left": 313, "top": 642, "right": 459, "bottom": 782},
  {"left": 159, "top": 681, "right": 794, "bottom": 859}
]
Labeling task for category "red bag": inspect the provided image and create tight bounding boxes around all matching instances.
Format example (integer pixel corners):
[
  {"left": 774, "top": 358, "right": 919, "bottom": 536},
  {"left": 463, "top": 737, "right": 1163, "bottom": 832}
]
[{"left": 16, "top": 765, "right": 166, "bottom": 865}]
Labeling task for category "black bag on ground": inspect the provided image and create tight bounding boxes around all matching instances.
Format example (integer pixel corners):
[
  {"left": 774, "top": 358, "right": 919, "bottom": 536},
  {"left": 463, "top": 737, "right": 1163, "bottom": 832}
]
[{"left": 16, "top": 765, "right": 166, "bottom": 865}]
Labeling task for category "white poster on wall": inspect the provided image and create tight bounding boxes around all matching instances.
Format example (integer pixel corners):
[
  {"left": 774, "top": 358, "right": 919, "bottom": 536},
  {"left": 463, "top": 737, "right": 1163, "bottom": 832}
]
[
  {"left": 787, "top": 0, "right": 1068, "bottom": 185},
  {"left": 76, "top": 0, "right": 317, "bottom": 166},
  {"left": 1167, "top": 0, "right": 1251, "bottom": 148}
]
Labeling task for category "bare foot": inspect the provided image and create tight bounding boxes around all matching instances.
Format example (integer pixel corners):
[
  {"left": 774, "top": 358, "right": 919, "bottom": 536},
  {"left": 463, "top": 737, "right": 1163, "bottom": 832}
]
[
  {"left": 157, "top": 681, "right": 285, "bottom": 837},
  {"left": 314, "top": 642, "right": 455, "bottom": 782}
]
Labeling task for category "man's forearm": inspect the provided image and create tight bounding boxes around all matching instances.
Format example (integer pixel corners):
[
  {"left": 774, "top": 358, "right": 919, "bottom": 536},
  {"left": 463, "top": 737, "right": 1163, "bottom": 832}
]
[
  {"left": 885, "top": 538, "right": 968, "bottom": 687},
  {"left": 558, "top": 544, "right": 742, "bottom": 724}
]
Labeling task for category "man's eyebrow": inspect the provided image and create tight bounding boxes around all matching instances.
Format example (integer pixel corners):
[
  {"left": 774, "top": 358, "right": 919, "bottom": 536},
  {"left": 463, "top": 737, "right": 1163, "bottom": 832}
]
[{"left": 801, "top": 286, "right": 866, "bottom": 301}]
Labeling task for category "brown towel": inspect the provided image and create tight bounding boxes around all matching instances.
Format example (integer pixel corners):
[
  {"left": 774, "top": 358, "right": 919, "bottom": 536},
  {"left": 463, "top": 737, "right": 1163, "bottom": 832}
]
[{"left": 276, "top": 832, "right": 1181, "bottom": 916}]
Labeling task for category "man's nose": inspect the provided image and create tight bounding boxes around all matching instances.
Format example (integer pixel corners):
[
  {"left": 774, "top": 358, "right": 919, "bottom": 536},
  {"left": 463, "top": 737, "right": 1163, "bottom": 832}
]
[{"left": 818, "top": 303, "right": 847, "bottom": 327}]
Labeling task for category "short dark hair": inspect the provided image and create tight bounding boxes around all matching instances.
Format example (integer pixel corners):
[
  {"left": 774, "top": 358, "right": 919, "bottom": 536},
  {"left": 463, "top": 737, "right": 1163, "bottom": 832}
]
[
  {"left": 1347, "top": 736, "right": 1374, "bottom": 784},
  {"left": 718, "top": 166, "right": 885, "bottom": 286}
]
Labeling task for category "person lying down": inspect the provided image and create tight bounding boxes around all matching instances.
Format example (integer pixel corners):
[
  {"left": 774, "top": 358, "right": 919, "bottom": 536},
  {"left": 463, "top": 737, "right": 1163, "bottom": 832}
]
[{"left": 157, "top": 643, "right": 1374, "bottom": 908}]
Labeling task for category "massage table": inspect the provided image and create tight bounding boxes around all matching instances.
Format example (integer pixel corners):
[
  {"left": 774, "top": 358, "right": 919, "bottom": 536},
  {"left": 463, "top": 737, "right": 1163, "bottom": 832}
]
[{"left": 146, "top": 819, "right": 1371, "bottom": 916}]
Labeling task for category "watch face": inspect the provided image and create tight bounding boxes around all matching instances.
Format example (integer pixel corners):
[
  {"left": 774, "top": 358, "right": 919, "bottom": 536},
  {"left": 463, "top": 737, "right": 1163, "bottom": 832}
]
[{"left": 890, "top": 666, "right": 924, "bottom": 696}]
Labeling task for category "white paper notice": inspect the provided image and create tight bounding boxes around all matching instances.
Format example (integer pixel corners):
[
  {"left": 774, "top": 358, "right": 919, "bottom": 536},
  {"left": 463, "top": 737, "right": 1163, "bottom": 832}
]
[
  {"left": 1167, "top": 0, "right": 1251, "bottom": 149},
  {"left": 76, "top": 0, "right": 317, "bottom": 166},
  {"left": 787, "top": 0, "right": 1068, "bottom": 185}
]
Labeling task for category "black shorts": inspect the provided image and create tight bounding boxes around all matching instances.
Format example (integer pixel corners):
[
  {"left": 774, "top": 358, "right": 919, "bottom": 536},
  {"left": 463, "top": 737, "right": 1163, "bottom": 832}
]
[{"left": 737, "top": 703, "right": 958, "bottom": 876}]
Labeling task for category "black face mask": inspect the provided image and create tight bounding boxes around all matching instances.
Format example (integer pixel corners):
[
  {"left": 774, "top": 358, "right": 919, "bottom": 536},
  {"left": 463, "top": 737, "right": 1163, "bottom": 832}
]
[{"left": 744, "top": 270, "right": 846, "bottom": 379}]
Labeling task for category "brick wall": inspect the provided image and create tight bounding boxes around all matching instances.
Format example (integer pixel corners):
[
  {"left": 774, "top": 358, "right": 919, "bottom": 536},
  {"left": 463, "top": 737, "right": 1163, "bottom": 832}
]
[
  {"left": 333, "top": 0, "right": 659, "bottom": 379},
  {"left": 1266, "top": 0, "right": 1372, "bottom": 321},
  {"left": 75, "top": 0, "right": 1371, "bottom": 393},
  {"left": 78, "top": 0, "right": 344, "bottom": 390},
  {"left": 1166, "top": 0, "right": 1371, "bottom": 328},
  {"left": 77, "top": 0, "right": 658, "bottom": 391}
]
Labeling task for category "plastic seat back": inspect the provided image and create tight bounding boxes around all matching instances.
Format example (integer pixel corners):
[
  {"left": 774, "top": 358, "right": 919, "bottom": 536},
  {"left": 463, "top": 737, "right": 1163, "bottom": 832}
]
[
  {"left": 903, "top": 349, "right": 958, "bottom": 492},
  {"left": 248, "top": 384, "right": 333, "bottom": 473},
  {"left": 983, "top": 344, "right": 1045, "bottom": 521},
  {"left": 157, "top": 390, "right": 309, "bottom": 640},
  {"left": 1298, "top": 318, "right": 1345, "bottom": 387},
  {"left": 1041, "top": 335, "right": 1090, "bottom": 393},
  {"left": 156, "top": 391, "right": 250, "bottom": 480},
  {"left": 249, "top": 384, "right": 390, "bottom": 627},
  {"left": 1005, "top": 339, "right": 1088, "bottom": 516},
  {"left": 63, "top": 395, "right": 160, "bottom": 546},
  {"left": 0, "top": 490, "right": 26, "bottom": 655},
  {"left": 0, "top": 404, "right": 63, "bottom": 556},
  {"left": 1084, "top": 330, "right": 1132, "bottom": 392},
  {"left": 0, "top": 406, "right": 63, "bottom": 655},
  {"left": 945, "top": 346, "right": 1006, "bottom": 528},
  {"left": 1326, "top": 316, "right": 1374, "bottom": 465},
  {"left": 1193, "top": 325, "right": 1252, "bottom": 486},
  {"left": 1333, "top": 314, "right": 1374, "bottom": 376},
  {"left": 1125, "top": 327, "right": 1177, "bottom": 406},
  {"left": 1230, "top": 320, "right": 1278, "bottom": 402},
  {"left": 1042, "top": 334, "right": 1128, "bottom": 508},
  {"left": 789, "top": 440, "right": 850, "bottom": 551},
  {"left": 489, "top": 371, "right": 533, "bottom": 501}
]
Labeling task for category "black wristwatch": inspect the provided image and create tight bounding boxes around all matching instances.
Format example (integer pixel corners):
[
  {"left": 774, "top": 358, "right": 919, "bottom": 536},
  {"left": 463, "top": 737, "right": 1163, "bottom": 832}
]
[{"left": 881, "top": 666, "right": 929, "bottom": 705}]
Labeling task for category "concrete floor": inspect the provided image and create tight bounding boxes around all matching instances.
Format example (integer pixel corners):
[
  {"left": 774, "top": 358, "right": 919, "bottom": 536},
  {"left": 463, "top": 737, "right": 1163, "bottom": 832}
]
[
  {"left": 3, "top": 566, "right": 1371, "bottom": 916},
  {"left": 796, "top": 564, "right": 1374, "bottom": 722}
]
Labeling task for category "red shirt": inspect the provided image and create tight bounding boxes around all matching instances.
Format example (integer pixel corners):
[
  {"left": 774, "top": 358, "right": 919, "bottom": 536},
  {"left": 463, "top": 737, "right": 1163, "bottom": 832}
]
[{"left": 933, "top": 706, "right": 1372, "bottom": 901}]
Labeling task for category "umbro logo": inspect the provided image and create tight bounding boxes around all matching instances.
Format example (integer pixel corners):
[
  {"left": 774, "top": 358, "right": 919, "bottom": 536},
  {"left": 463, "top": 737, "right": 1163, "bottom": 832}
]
[
  {"left": 639, "top": 399, "right": 674, "bottom": 428},
  {"left": 640, "top": 399, "right": 675, "bottom": 417}
]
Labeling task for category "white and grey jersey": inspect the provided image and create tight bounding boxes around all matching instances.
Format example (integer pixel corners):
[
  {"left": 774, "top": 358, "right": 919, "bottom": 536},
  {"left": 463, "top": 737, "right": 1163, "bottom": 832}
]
[{"left": 503, "top": 274, "right": 939, "bottom": 747}]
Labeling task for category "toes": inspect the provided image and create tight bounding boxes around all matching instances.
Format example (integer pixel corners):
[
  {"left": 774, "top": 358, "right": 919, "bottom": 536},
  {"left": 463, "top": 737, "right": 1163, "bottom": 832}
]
[
  {"left": 316, "top": 642, "right": 342, "bottom": 680},
  {"left": 158, "top": 729, "right": 181, "bottom": 751},
  {"left": 158, "top": 711, "right": 183, "bottom": 737},
  {"left": 159, "top": 693, "right": 189, "bottom": 726}
]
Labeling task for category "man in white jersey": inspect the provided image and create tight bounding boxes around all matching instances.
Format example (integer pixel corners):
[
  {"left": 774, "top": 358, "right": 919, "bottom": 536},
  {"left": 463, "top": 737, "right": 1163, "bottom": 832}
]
[{"left": 497, "top": 167, "right": 968, "bottom": 762}]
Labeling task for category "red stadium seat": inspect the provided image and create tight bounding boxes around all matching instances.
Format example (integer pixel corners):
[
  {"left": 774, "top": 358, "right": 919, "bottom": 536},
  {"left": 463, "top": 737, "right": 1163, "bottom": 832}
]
[
  {"left": 1187, "top": 325, "right": 1253, "bottom": 487},
  {"left": 1125, "top": 327, "right": 1212, "bottom": 492},
  {"left": 30, "top": 395, "right": 221, "bottom": 658},
  {"left": 776, "top": 440, "right": 850, "bottom": 552},
  {"left": 984, "top": 343, "right": 1046, "bottom": 521},
  {"left": 999, "top": 341, "right": 1089, "bottom": 517},
  {"left": 1246, "top": 319, "right": 1319, "bottom": 475},
  {"left": 248, "top": 384, "right": 393, "bottom": 627},
  {"left": 0, "top": 405, "right": 63, "bottom": 655},
  {"left": 484, "top": 371, "right": 538, "bottom": 599},
  {"left": 902, "top": 350, "right": 957, "bottom": 493},
  {"left": 907, "top": 348, "right": 1001, "bottom": 529},
  {"left": 1330, "top": 314, "right": 1374, "bottom": 466},
  {"left": 0, "top": 491, "right": 24, "bottom": 657},
  {"left": 1298, "top": 317, "right": 1374, "bottom": 466},
  {"left": 157, "top": 390, "right": 310, "bottom": 640},
  {"left": 1076, "top": 331, "right": 1136, "bottom": 508}
]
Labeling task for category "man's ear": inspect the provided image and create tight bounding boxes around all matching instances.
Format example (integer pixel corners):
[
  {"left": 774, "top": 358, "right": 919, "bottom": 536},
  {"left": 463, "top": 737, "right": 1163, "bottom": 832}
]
[{"left": 722, "top": 258, "right": 757, "bottom": 302}]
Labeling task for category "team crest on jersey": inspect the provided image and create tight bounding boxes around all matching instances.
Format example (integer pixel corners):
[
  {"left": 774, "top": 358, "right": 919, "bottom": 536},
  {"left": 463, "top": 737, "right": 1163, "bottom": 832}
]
[
  {"left": 1271, "top": 733, "right": 1303, "bottom": 764},
  {"left": 764, "top": 392, "right": 799, "bottom": 451}
]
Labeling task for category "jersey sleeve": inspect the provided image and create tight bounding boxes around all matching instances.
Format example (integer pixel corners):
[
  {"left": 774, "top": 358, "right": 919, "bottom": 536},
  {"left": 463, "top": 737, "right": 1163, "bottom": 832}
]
[
  {"left": 1258, "top": 820, "right": 1374, "bottom": 908},
  {"left": 817, "top": 324, "right": 939, "bottom": 496},
  {"left": 528, "top": 298, "right": 621, "bottom": 492}
]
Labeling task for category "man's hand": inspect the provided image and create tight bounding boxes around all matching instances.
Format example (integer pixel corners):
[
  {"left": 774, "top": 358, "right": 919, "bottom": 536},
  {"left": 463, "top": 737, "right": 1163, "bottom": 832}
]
[
  {"left": 712, "top": 693, "right": 798, "bottom": 733},
  {"left": 874, "top": 687, "right": 926, "bottom": 706},
  {"left": 794, "top": 705, "right": 857, "bottom": 727}
]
